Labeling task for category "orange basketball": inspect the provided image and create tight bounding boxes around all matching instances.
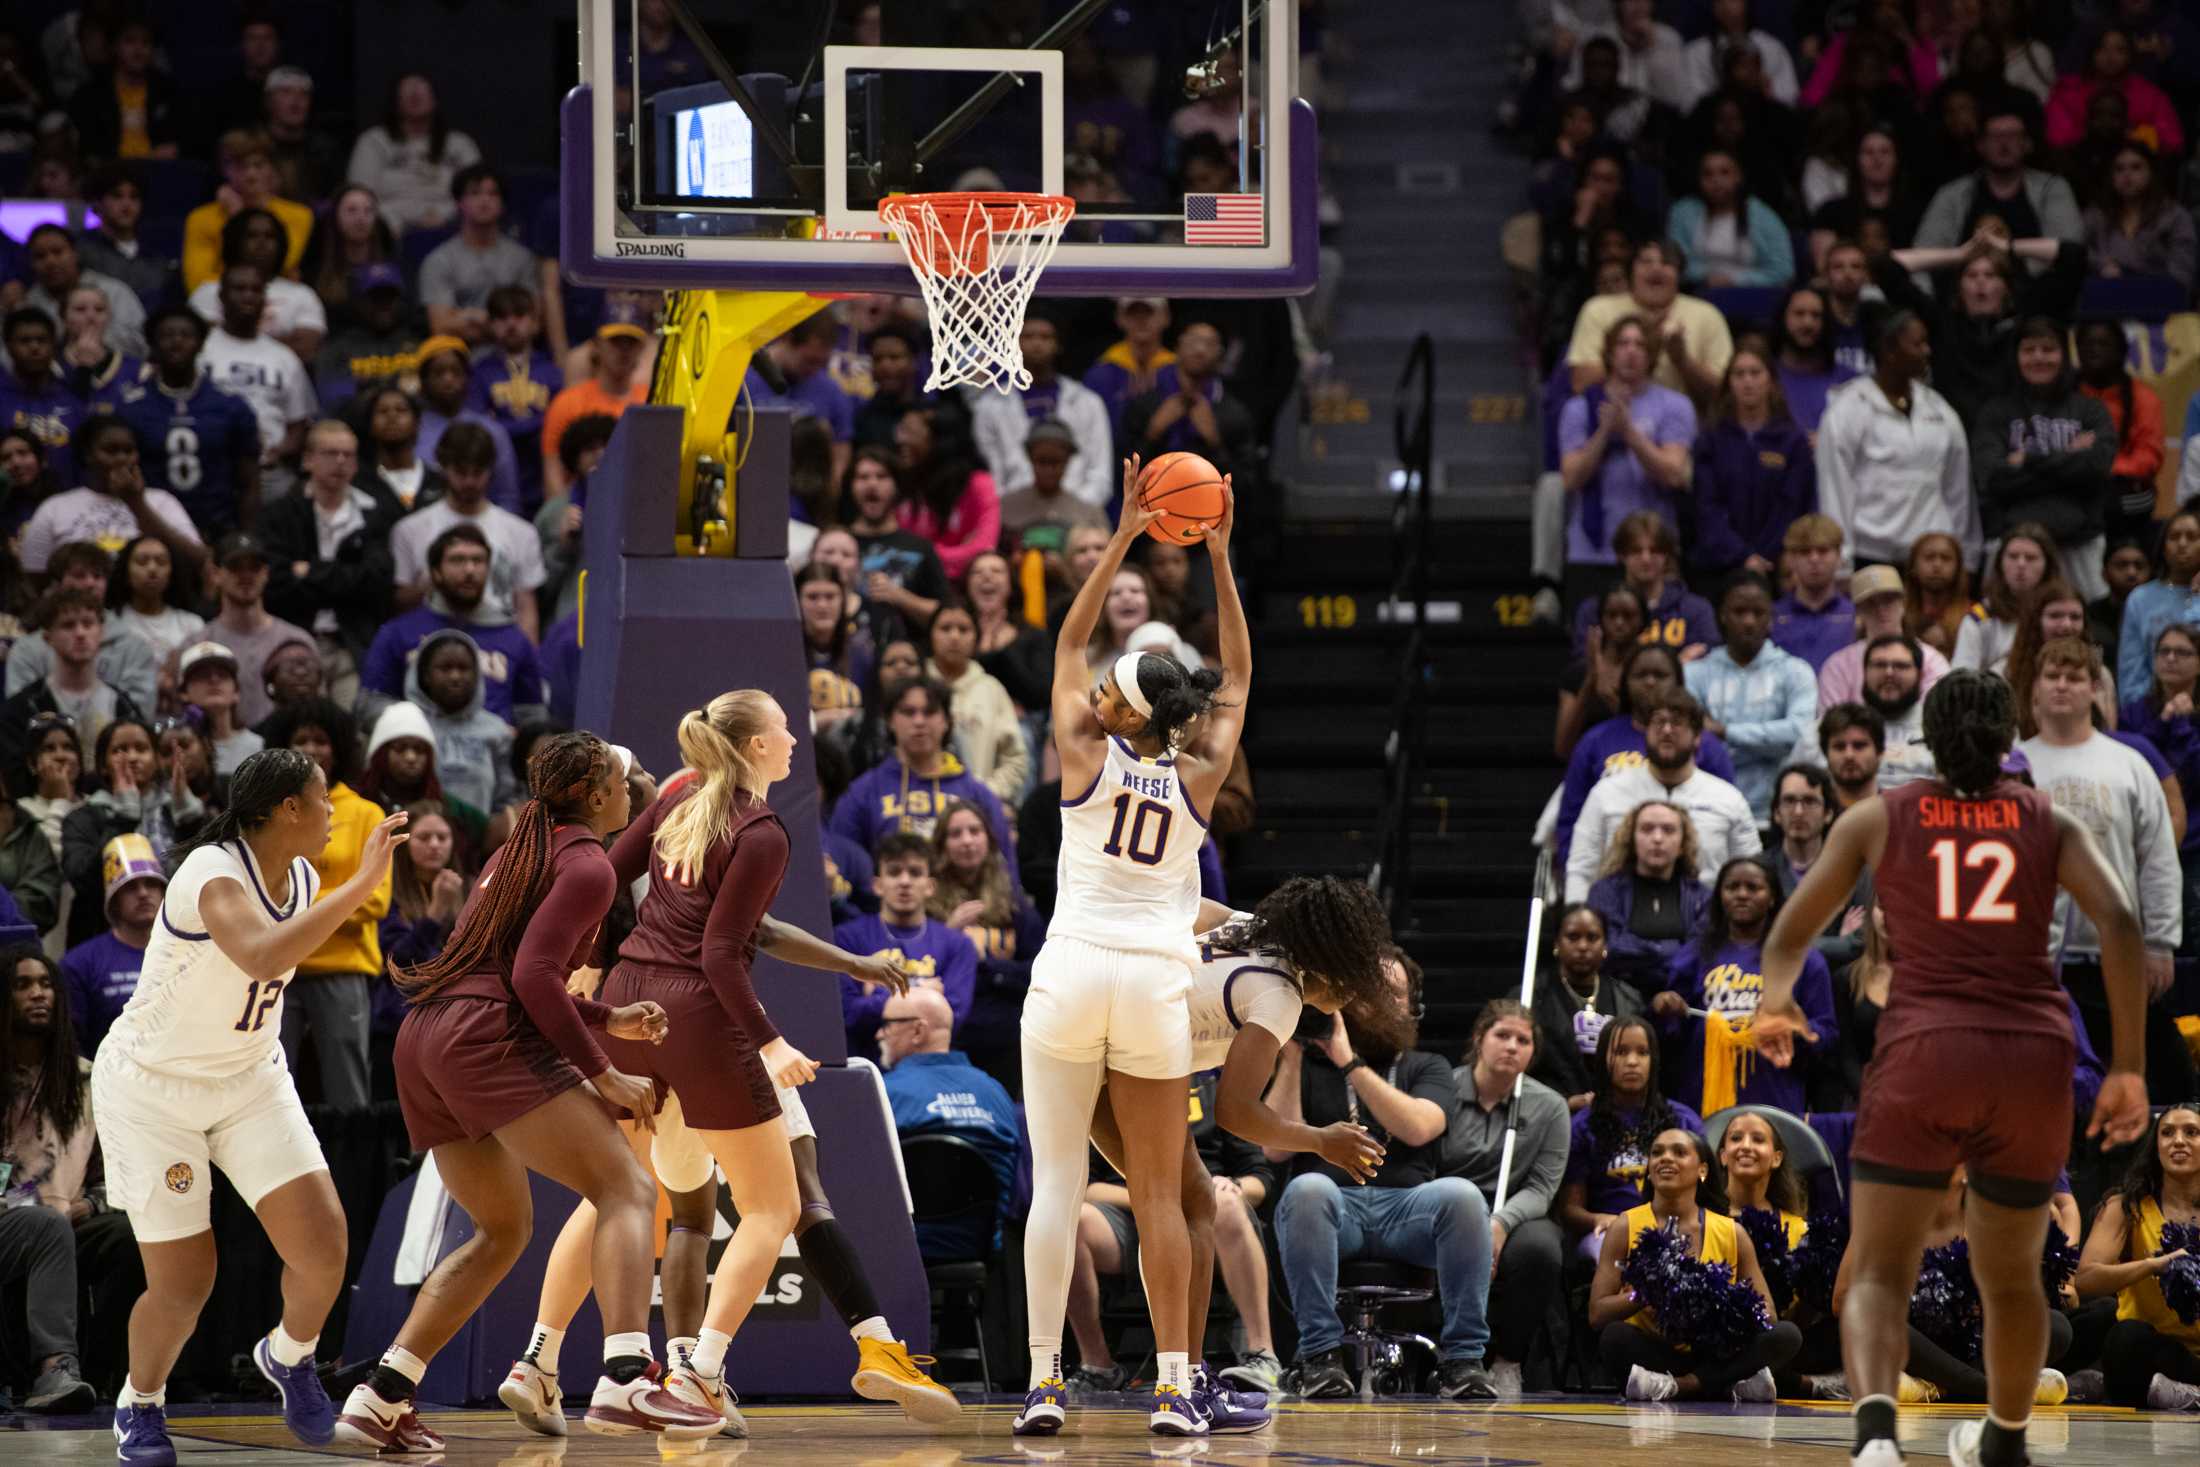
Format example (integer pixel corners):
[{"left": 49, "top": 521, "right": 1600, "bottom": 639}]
[{"left": 1135, "top": 452, "right": 1227, "bottom": 544}]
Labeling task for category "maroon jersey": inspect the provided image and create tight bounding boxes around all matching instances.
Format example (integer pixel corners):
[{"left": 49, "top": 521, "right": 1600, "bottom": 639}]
[{"left": 1874, "top": 778, "right": 2071, "bottom": 1049}]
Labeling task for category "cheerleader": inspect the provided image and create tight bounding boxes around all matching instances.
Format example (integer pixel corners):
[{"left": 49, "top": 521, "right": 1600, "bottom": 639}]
[{"left": 2074, "top": 1104, "right": 2200, "bottom": 1409}]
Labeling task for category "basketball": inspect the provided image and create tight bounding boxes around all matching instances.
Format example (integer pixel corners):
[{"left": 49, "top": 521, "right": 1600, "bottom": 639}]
[{"left": 1135, "top": 452, "right": 1227, "bottom": 544}]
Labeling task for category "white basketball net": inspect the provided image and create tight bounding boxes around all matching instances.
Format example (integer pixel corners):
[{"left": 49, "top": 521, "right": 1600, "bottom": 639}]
[{"left": 881, "top": 194, "right": 1075, "bottom": 395}]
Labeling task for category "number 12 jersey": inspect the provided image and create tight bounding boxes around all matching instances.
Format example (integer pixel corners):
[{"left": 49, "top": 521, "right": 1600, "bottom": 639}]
[{"left": 1050, "top": 735, "right": 1208, "bottom": 960}]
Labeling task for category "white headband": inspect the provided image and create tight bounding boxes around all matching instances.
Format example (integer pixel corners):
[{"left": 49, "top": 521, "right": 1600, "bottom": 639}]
[{"left": 1112, "top": 652, "right": 1154, "bottom": 719}]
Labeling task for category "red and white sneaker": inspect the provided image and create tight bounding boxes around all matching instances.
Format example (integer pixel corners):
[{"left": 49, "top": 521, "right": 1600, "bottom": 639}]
[
  {"left": 497, "top": 1360, "right": 567, "bottom": 1437},
  {"left": 583, "top": 1370, "right": 725, "bottom": 1440},
  {"left": 331, "top": 1384, "right": 447, "bottom": 1454},
  {"left": 664, "top": 1363, "right": 750, "bottom": 1438}
]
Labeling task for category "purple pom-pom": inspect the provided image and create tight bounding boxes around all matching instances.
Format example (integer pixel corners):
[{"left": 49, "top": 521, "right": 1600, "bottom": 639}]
[
  {"left": 1911, "top": 1239, "right": 1982, "bottom": 1357},
  {"left": 2040, "top": 1228, "right": 2080, "bottom": 1301},
  {"left": 2161, "top": 1220, "right": 2200, "bottom": 1326},
  {"left": 1792, "top": 1208, "right": 1849, "bottom": 1317},
  {"left": 1737, "top": 1207, "right": 1797, "bottom": 1313},
  {"left": 1621, "top": 1216, "right": 1771, "bottom": 1359}
]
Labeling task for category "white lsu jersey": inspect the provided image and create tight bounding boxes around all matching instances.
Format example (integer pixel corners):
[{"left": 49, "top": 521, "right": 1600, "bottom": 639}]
[
  {"left": 1050, "top": 735, "right": 1207, "bottom": 960},
  {"left": 1187, "top": 917, "right": 1305, "bottom": 1073},
  {"left": 100, "top": 840, "right": 319, "bottom": 1081}
]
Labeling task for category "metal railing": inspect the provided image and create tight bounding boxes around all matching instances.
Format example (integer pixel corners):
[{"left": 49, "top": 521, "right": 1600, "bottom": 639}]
[{"left": 1367, "top": 332, "right": 1434, "bottom": 931}]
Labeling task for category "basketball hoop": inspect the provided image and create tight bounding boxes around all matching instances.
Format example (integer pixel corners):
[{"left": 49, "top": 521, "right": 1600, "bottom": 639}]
[{"left": 879, "top": 191, "right": 1075, "bottom": 394}]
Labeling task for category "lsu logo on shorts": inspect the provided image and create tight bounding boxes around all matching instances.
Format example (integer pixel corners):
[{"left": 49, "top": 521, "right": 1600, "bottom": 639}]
[{"left": 165, "top": 1163, "right": 194, "bottom": 1194}]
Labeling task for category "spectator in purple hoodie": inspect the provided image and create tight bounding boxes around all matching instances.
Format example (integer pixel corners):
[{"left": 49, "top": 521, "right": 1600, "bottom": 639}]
[
  {"left": 1688, "top": 345, "right": 1815, "bottom": 583},
  {"left": 1768, "top": 514, "right": 1856, "bottom": 674},
  {"left": 1556, "top": 642, "right": 1741, "bottom": 867},
  {"left": 357, "top": 522, "right": 545, "bottom": 726},
  {"left": 1585, "top": 798, "right": 1714, "bottom": 992},
  {"left": 827, "top": 675, "right": 1017, "bottom": 861},
  {"left": 1570, "top": 510, "right": 1718, "bottom": 657},
  {"left": 834, "top": 830, "right": 978, "bottom": 1058}
]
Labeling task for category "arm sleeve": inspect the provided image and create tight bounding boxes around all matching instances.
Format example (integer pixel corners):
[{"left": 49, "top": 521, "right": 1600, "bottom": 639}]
[
  {"left": 508, "top": 853, "right": 617, "bottom": 1077},
  {"left": 699, "top": 822, "right": 788, "bottom": 1046}
]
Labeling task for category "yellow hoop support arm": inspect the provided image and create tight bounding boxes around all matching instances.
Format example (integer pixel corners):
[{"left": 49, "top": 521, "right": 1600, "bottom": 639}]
[{"left": 650, "top": 288, "right": 828, "bottom": 556}]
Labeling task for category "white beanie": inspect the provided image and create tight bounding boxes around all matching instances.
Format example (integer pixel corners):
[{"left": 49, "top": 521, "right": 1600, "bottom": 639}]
[
  {"left": 367, "top": 701, "right": 437, "bottom": 760},
  {"left": 1125, "top": 620, "right": 1181, "bottom": 656}
]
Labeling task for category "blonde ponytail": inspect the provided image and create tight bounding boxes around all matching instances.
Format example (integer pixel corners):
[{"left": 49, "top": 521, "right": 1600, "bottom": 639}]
[{"left": 654, "top": 689, "right": 773, "bottom": 884}]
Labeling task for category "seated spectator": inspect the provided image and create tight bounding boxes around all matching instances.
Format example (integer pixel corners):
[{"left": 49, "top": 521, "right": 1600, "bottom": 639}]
[
  {"left": 1814, "top": 640, "right": 1941, "bottom": 793},
  {"left": 1817, "top": 312, "right": 1975, "bottom": 574},
  {"left": 256, "top": 634, "right": 328, "bottom": 732},
  {"left": 422, "top": 165, "right": 562, "bottom": 357},
  {"left": 356, "top": 383, "right": 441, "bottom": 511},
  {"left": 26, "top": 427, "right": 207, "bottom": 615},
  {"left": 2006, "top": 577, "right": 2119, "bottom": 733},
  {"left": 467, "top": 287, "right": 561, "bottom": 507},
  {"left": 377, "top": 799, "right": 465, "bottom": 1001},
  {"left": 0, "top": 588, "right": 150, "bottom": 790},
  {"left": 1912, "top": 104, "right": 2083, "bottom": 266},
  {"left": 1665, "top": 150, "right": 1794, "bottom": 289},
  {"left": 1900, "top": 530, "right": 1970, "bottom": 659},
  {"left": 1531, "top": 903, "right": 1647, "bottom": 1107},
  {"left": 196, "top": 263, "right": 316, "bottom": 499},
  {"left": 1444, "top": 1000, "right": 1569, "bottom": 1393},
  {"left": 1816, "top": 563, "right": 1950, "bottom": 710},
  {"left": 1770, "top": 288, "right": 1860, "bottom": 440},
  {"left": 1555, "top": 588, "right": 1647, "bottom": 764},
  {"left": 1685, "top": 572, "right": 1816, "bottom": 821},
  {"left": 1807, "top": 127, "right": 1926, "bottom": 268},
  {"left": 1559, "top": 319, "right": 1697, "bottom": 603},
  {"left": 182, "top": 129, "right": 314, "bottom": 293},
  {"left": 10, "top": 542, "right": 158, "bottom": 713},
  {"left": 1566, "top": 239, "right": 1735, "bottom": 411},
  {"left": 1585, "top": 798, "right": 1713, "bottom": 992},
  {"left": 1556, "top": 641, "right": 1743, "bottom": 864},
  {"left": 55, "top": 285, "right": 145, "bottom": 414},
  {"left": 2046, "top": 25, "right": 2182, "bottom": 156},
  {"left": 1083, "top": 565, "right": 1199, "bottom": 674},
  {"left": 196, "top": 533, "right": 314, "bottom": 726},
  {"left": 1679, "top": 0, "right": 1797, "bottom": 111},
  {"left": 65, "top": 12, "right": 175, "bottom": 158},
  {"left": 0, "top": 946, "right": 96, "bottom": 1411},
  {"left": 361, "top": 523, "right": 544, "bottom": 727},
  {"left": 0, "top": 307, "right": 90, "bottom": 490},
  {"left": 1081, "top": 297, "right": 1176, "bottom": 441},
  {"left": 927, "top": 797, "right": 1043, "bottom": 1085},
  {"left": 1653, "top": 855, "right": 1834, "bottom": 1116},
  {"left": 1972, "top": 325, "right": 2117, "bottom": 601},
  {"left": 2074, "top": 325, "right": 2164, "bottom": 551},
  {"left": 831, "top": 675, "right": 1017, "bottom": 856},
  {"left": 59, "top": 716, "right": 198, "bottom": 946},
  {"left": 894, "top": 405, "right": 998, "bottom": 583},
  {"left": 1691, "top": 349, "right": 1815, "bottom": 584},
  {"left": 176, "top": 640, "right": 264, "bottom": 776},
  {"left": 965, "top": 549, "right": 1050, "bottom": 713},
  {"left": 260, "top": 420, "right": 403, "bottom": 701},
  {"left": 877, "top": 984, "right": 1020, "bottom": 1260},
  {"left": 2117, "top": 621, "right": 2200, "bottom": 917},
  {"left": 540, "top": 307, "right": 650, "bottom": 498},
  {"left": 76, "top": 165, "right": 178, "bottom": 311},
  {"left": 299, "top": 186, "right": 401, "bottom": 333},
  {"left": 924, "top": 598, "right": 1025, "bottom": 805},
  {"left": 1880, "top": 230, "right": 2086, "bottom": 432},
  {"left": 263, "top": 699, "right": 381, "bottom": 1112},
  {"left": 1558, "top": 1014, "right": 1703, "bottom": 1255},
  {"left": 58, "top": 832, "right": 159, "bottom": 1054},
  {"left": 116, "top": 306, "right": 261, "bottom": 540},
  {"left": 835, "top": 830, "right": 978, "bottom": 1057},
  {"left": 16, "top": 719, "right": 82, "bottom": 866},
  {"left": 0, "top": 430, "right": 65, "bottom": 543},
  {"left": 358, "top": 701, "right": 488, "bottom": 852},
  {"left": 1538, "top": 150, "right": 1648, "bottom": 373},
  {"left": 1571, "top": 510, "right": 1718, "bottom": 656},
  {"left": 1765, "top": 517, "right": 1850, "bottom": 675},
  {"left": 746, "top": 316, "right": 855, "bottom": 488},
  {"left": 798, "top": 562, "right": 869, "bottom": 729},
  {"left": 2084, "top": 141, "right": 2195, "bottom": 294},
  {"left": 970, "top": 311, "right": 1112, "bottom": 510},
  {"left": 996, "top": 419, "right": 1109, "bottom": 557},
  {"left": 186, "top": 209, "right": 324, "bottom": 363},
  {"left": 2119, "top": 510, "right": 2200, "bottom": 699},
  {"left": 403, "top": 629, "right": 516, "bottom": 819},
  {"left": 844, "top": 447, "right": 950, "bottom": 646},
  {"left": 1269, "top": 947, "right": 1498, "bottom": 1399},
  {"left": 1567, "top": 689, "right": 1760, "bottom": 902},
  {"left": 1956, "top": 524, "right": 2062, "bottom": 673},
  {"left": 261, "top": 65, "right": 342, "bottom": 202},
  {"left": 1767, "top": 761, "right": 1871, "bottom": 968},
  {"left": 390, "top": 423, "right": 545, "bottom": 641},
  {"left": 24, "top": 224, "right": 145, "bottom": 359},
  {"left": 820, "top": 635, "right": 921, "bottom": 780},
  {"left": 2072, "top": 1104, "right": 2200, "bottom": 1409},
  {"left": 1121, "top": 320, "right": 1256, "bottom": 491},
  {"left": 345, "top": 72, "right": 482, "bottom": 233},
  {"left": 2090, "top": 535, "right": 2151, "bottom": 678},
  {"left": 850, "top": 320, "right": 929, "bottom": 449},
  {"left": 311, "top": 268, "right": 422, "bottom": 406},
  {"left": 1589, "top": 1128, "right": 1801, "bottom": 1400},
  {"left": 415, "top": 336, "right": 523, "bottom": 514},
  {"left": 0, "top": 763, "right": 61, "bottom": 936}
]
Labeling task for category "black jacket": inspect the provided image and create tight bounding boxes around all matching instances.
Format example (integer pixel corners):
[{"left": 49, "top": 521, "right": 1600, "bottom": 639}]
[{"left": 261, "top": 480, "right": 408, "bottom": 656}]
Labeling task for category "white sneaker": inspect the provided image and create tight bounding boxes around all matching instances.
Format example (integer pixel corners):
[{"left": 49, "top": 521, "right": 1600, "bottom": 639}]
[
  {"left": 498, "top": 1359, "right": 567, "bottom": 1437},
  {"left": 663, "top": 1363, "right": 750, "bottom": 1438},
  {"left": 2034, "top": 1368, "right": 2068, "bottom": 1407},
  {"left": 1489, "top": 1359, "right": 1524, "bottom": 1399},
  {"left": 2147, "top": 1372, "right": 2200, "bottom": 1411},
  {"left": 1624, "top": 1364, "right": 1680, "bottom": 1402},
  {"left": 584, "top": 1370, "right": 725, "bottom": 1439},
  {"left": 1850, "top": 1438, "right": 1903, "bottom": 1467},
  {"left": 1947, "top": 1418, "right": 1988, "bottom": 1467},
  {"left": 330, "top": 1384, "right": 446, "bottom": 1453},
  {"left": 1730, "top": 1367, "right": 1776, "bottom": 1403}
]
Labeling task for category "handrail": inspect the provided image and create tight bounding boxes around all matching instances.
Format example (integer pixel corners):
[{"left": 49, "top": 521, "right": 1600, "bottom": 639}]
[{"left": 1368, "top": 333, "right": 1435, "bottom": 931}]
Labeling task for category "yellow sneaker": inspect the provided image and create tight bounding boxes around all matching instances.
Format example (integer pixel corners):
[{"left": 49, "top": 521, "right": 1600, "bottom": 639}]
[
  {"left": 852, "top": 1338, "right": 962, "bottom": 1423},
  {"left": 1897, "top": 1374, "right": 1941, "bottom": 1405}
]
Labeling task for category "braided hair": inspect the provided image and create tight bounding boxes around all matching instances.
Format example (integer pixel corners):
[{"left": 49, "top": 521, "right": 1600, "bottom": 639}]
[
  {"left": 1586, "top": 1015, "right": 1681, "bottom": 1174},
  {"left": 1218, "top": 876, "right": 1402, "bottom": 1044},
  {"left": 165, "top": 747, "right": 323, "bottom": 874},
  {"left": 1921, "top": 669, "right": 2016, "bottom": 797},
  {"left": 396, "top": 731, "right": 616, "bottom": 1000},
  {"left": 1122, "top": 650, "right": 1229, "bottom": 753}
]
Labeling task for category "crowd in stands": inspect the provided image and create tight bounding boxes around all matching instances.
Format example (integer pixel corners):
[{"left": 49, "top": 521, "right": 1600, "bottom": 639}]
[{"left": 1495, "top": 0, "right": 2200, "bottom": 1410}]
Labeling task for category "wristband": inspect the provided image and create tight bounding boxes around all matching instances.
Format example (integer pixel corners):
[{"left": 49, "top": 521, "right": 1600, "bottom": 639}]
[{"left": 1340, "top": 1057, "right": 1366, "bottom": 1077}]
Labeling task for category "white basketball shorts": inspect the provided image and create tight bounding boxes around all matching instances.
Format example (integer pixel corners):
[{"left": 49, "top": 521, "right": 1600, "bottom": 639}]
[{"left": 1023, "top": 934, "right": 1194, "bottom": 1079}]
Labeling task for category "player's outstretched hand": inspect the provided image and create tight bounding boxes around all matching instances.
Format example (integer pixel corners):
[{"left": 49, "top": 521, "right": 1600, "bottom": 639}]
[
  {"left": 2088, "top": 1070, "right": 2150, "bottom": 1148},
  {"left": 354, "top": 812, "right": 411, "bottom": 890},
  {"left": 1318, "top": 1121, "right": 1386, "bottom": 1184},
  {"left": 1116, "top": 457, "right": 1162, "bottom": 541},
  {"left": 763, "top": 1036, "right": 820, "bottom": 1088},
  {"left": 595, "top": 1067, "right": 659, "bottom": 1132},
  {"left": 1751, "top": 1002, "right": 1818, "bottom": 1068},
  {"left": 1202, "top": 477, "right": 1236, "bottom": 557},
  {"left": 607, "top": 1001, "right": 669, "bottom": 1044}
]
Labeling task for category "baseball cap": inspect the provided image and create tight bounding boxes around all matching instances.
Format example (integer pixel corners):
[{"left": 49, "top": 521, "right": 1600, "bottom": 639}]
[
  {"left": 177, "top": 640, "right": 239, "bottom": 684},
  {"left": 102, "top": 833, "right": 165, "bottom": 911},
  {"left": 352, "top": 261, "right": 404, "bottom": 295},
  {"left": 265, "top": 66, "right": 313, "bottom": 93},
  {"left": 596, "top": 298, "right": 650, "bottom": 341},
  {"left": 1850, "top": 564, "right": 1905, "bottom": 603},
  {"left": 1117, "top": 296, "right": 1168, "bottom": 313},
  {"left": 215, "top": 531, "right": 267, "bottom": 567}
]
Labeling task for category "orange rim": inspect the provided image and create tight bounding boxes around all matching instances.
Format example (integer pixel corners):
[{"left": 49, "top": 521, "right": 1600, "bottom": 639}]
[{"left": 879, "top": 192, "right": 1075, "bottom": 277}]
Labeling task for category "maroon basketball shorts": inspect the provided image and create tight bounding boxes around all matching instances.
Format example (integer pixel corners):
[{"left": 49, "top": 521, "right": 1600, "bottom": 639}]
[
  {"left": 1851, "top": 1028, "right": 2075, "bottom": 1208},
  {"left": 598, "top": 961, "right": 782, "bottom": 1132},
  {"left": 396, "top": 995, "right": 588, "bottom": 1151}
]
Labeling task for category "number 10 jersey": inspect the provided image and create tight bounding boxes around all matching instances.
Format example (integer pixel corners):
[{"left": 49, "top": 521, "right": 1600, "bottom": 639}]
[{"left": 1049, "top": 735, "right": 1208, "bottom": 961}]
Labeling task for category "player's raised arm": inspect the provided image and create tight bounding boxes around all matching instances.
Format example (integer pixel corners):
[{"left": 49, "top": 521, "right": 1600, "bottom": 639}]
[
  {"left": 1050, "top": 457, "right": 1160, "bottom": 748},
  {"left": 1182, "top": 481, "right": 1248, "bottom": 807},
  {"left": 1758, "top": 795, "right": 1886, "bottom": 1062},
  {"left": 2055, "top": 807, "right": 2151, "bottom": 1145}
]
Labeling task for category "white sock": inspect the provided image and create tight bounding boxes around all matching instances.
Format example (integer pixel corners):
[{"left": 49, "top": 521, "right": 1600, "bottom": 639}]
[
  {"left": 690, "top": 1328, "right": 731, "bottom": 1377},
  {"left": 850, "top": 1316, "right": 893, "bottom": 1344},
  {"left": 1019, "top": 1043, "right": 1106, "bottom": 1390},
  {"left": 604, "top": 1331, "right": 653, "bottom": 1367},
  {"left": 667, "top": 1335, "right": 698, "bottom": 1367},
  {"left": 119, "top": 1378, "right": 165, "bottom": 1409},
  {"left": 1030, "top": 1347, "right": 1061, "bottom": 1390},
  {"left": 267, "top": 1324, "right": 316, "bottom": 1368},
  {"left": 1158, "top": 1352, "right": 1190, "bottom": 1392},
  {"left": 525, "top": 1322, "right": 564, "bottom": 1375},
  {"left": 378, "top": 1347, "right": 426, "bottom": 1393}
]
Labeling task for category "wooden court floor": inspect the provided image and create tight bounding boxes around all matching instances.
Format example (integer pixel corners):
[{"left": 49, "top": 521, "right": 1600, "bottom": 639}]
[{"left": 8, "top": 1397, "right": 2200, "bottom": 1466}]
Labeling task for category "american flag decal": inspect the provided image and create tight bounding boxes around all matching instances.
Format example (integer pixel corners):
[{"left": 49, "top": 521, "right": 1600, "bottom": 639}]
[{"left": 1183, "top": 193, "right": 1264, "bottom": 245}]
